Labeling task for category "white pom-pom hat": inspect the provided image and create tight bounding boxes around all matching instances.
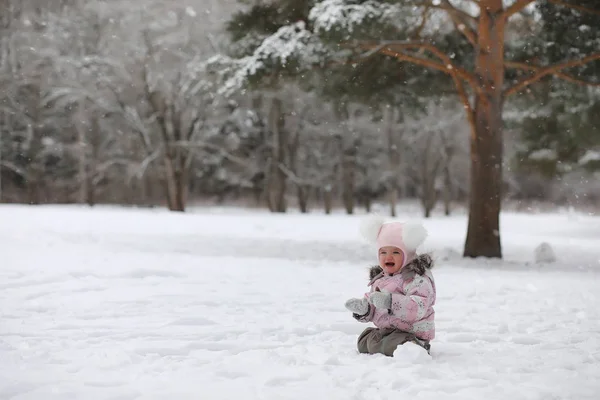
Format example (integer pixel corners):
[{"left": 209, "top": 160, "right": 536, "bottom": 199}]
[{"left": 360, "top": 215, "right": 428, "bottom": 267}]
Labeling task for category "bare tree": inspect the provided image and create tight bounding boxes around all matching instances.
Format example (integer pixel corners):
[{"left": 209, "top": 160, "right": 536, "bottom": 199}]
[{"left": 403, "top": 99, "right": 468, "bottom": 218}]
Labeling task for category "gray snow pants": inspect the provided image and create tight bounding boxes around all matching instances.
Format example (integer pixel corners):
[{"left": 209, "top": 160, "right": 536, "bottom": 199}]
[{"left": 357, "top": 327, "right": 431, "bottom": 357}]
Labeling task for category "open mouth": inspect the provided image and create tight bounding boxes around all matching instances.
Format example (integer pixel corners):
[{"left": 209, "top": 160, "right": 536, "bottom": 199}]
[{"left": 384, "top": 262, "right": 396, "bottom": 267}]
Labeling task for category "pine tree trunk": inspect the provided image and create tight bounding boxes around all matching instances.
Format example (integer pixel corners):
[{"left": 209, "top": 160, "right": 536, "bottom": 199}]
[{"left": 464, "top": 0, "right": 505, "bottom": 258}]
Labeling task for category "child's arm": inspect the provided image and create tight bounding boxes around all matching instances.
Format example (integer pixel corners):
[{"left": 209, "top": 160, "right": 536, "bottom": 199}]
[
  {"left": 388, "top": 276, "right": 435, "bottom": 322},
  {"left": 367, "top": 276, "right": 434, "bottom": 322}
]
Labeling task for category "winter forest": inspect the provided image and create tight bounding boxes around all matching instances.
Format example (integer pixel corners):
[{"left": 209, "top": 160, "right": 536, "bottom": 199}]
[{"left": 1, "top": 0, "right": 599, "bottom": 258}]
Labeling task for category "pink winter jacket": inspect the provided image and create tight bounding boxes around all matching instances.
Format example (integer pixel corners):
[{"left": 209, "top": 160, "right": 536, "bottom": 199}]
[{"left": 354, "top": 254, "right": 436, "bottom": 341}]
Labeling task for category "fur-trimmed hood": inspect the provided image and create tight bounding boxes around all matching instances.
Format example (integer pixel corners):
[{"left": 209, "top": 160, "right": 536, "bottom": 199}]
[{"left": 368, "top": 253, "right": 433, "bottom": 285}]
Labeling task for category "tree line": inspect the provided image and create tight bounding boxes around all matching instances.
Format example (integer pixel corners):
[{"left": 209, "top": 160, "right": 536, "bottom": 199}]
[{"left": 0, "top": 0, "right": 598, "bottom": 259}]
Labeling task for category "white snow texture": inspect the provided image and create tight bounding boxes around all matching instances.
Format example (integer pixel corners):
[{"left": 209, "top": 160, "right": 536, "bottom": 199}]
[{"left": 1, "top": 205, "right": 600, "bottom": 400}]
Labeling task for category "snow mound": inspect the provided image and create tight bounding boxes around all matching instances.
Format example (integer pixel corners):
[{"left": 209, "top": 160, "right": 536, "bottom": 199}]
[
  {"left": 534, "top": 242, "right": 557, "bottom": 263},
  {"left": 393, "top": 342, "right": 431, "bottom": 364}
]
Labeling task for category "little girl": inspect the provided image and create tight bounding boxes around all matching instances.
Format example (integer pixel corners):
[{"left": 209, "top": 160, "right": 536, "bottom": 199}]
[{"left": 345, "top": 216, "right": 436, "bottom": 357}]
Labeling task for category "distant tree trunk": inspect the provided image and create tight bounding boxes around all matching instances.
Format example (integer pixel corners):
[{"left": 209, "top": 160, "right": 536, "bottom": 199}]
[
  {"left": 443, "top": 165, "right": 452, "bottom": 216},
  {"left": 25, "top": 124, "right": 43, "bottom": 205},
  {"left": 464, "top": 0, "right": 505, "bottom": 258},
  {"left": 439, "top": 129, "right": 456, "bottom": 216},
  {"left": 421, "top": 190, "right": 436, "bottom": 218},
  {"left": 420, "top": 171, "right": 438, "bottom": 219},
  {"left": 386, "top": 106, "right": 401, "bottom": 217},
  {"left": 75, "top": 102, "right": 98, "bottom": 207},
  {"left": 267, "top": 97, "right": 287, "bottom": 213},
  {"left": 176, "top": 166, "right": 188, "bottom": 210},
  {"left": 161, "top": 123, "right": 188, "bottom": 212},
  {"left": 0, "top": 3, "right": 10, "bottom": 203},
  {"left": 341, "top": 143, "right": 357, "bottom": 215},
  {"left": 24, "top": 85, "right": 43, "bottom": 205},
  {"left": 141, "top": 172, "right": 158, "bottom": 206},
  {"left": 321, "top": 185, "right": 333, "bottom": 214},
  {"left": 287, "top": 106, "right": 310, "bottom": 214},
  {"left": 419, "top": 133, "right": 442, "bottom": 219},
  {"left": 163, "top": 155, "right": 180, "bottom": 211},
  {"left": 77, "top": 120, "right": 88, "bottom": 205},
  {"left": 148, "top": 87, "right": 195, "bottom": 213},
  {"left": 87, "top": 116, "right": 100, "bottom": 207},
  {"left": 162, "top": 149, "right": 187, "bottom": 212},
  {"left": 253, "top": 186, "right": 262, "bottom": 206},
  {"left": 389, "top": 188, "right": 397, "bottom": 217},
  {"left": 0, "top": 111, "right": 6, "bottom": 203},
  {"left": 297, "top": 186, "right": 309, "bottom": 213},
  {"left": 365, "top": 198, "right": 372, "bottom": 213}
]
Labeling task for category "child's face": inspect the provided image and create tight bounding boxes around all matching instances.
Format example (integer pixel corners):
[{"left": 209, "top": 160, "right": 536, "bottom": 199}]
[{"left": 378, "top": 246, "right": 404, "bottom": 274}]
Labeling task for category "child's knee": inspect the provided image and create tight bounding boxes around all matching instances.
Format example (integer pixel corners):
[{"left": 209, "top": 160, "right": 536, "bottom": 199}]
[
  {"left": 357, "top": 327, "right": 377, "bottom": 354},
  {"left": 381, "top": 331, "right": 419, "bottom": 356}
]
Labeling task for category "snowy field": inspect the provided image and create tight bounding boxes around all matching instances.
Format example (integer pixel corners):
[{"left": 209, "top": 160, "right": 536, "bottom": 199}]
[{"left": 1, "top": 204, "right": 600, "bottom": 400}]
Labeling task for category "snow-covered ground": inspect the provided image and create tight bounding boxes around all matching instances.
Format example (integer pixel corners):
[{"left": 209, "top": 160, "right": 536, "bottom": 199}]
[{"left": 1, "top": 204, "right": 599, "bottom": 400}]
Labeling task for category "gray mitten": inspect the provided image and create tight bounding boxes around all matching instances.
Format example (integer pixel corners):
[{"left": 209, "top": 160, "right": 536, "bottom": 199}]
[
  {"left": 368, "top": 291, "right": 392, "bottom": 309},
  {"left": 345, "top": 297, "right": 369, "bottom": 315}
]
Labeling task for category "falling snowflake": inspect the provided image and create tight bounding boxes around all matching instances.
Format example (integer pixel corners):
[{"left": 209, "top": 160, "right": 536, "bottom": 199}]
[{"left": 185, "top": 7, "right": 197, "bottom": 17}]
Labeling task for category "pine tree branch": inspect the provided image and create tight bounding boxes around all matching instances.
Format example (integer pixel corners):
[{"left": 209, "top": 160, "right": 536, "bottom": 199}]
[
  {"left": 504, "top": 53, "right": 600, "bottom": 96},
  {"left": 503, "top": 0, "right": 536, "bottom": 19},
  {"left": 547, "top": 0, "right": 600, "bottom": 17},
  {"left": 505, "top": 60, "right": 600, "bottom": 88},
  {"left": 344, "top": 38, "right": 479, "bottom": 129},
  {"left": 448, "top": 68, "right": 476, "bottom": 141},
  {"left": 441, "top": 0, "right": 478, "bottom": 46},
  {"left": 377, "top": 47, "right": 448, "bottom": 74},
  {"left": 411, "top": 6, "right": 430, "bottom": 39},
  {"left": 449, "top": 17, "right": 478, "bottom": 47},
  {"left": 374, "top": 46, "right": 476, "bottom": 132},
  {"left": 359, "top": 41, "right": 478, "bottom": 89}
]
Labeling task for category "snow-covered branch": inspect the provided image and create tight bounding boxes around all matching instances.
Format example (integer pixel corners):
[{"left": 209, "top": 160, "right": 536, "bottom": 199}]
[
  {"left": 208, "top": 22, "right": 326, "bottom": 96},
  {"left": 309, "top": 0, "right": 404, "bottom": 33}
]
